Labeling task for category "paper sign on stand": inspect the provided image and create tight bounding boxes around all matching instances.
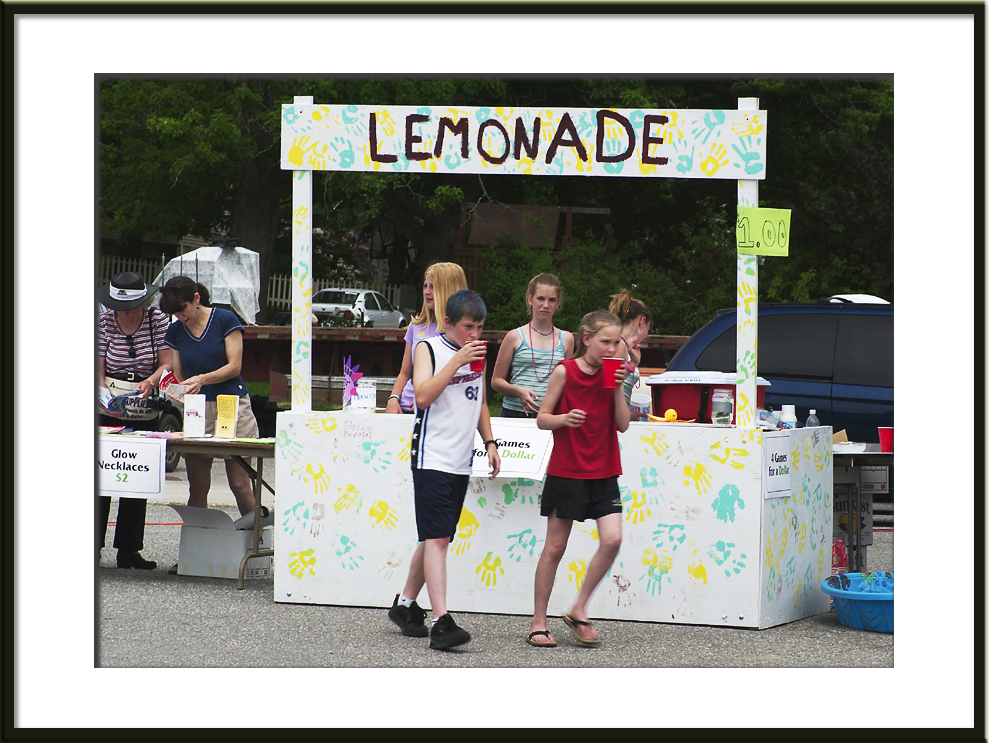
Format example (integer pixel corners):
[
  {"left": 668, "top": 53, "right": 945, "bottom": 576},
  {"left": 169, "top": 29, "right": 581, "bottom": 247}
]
[
  {"left": 763, "top": 430, "right": 792, "bottom": 499},
  {"left": 184, "top": 394, "right": 207, "bottom": 437},
  {"left": 471, "top": 419, "right": 554, "bottom": 480},
  {"left": 98, "top": 435, "right": 166, "bottom": 498},
  {"left": 215, "top": 394, "right": 238, "bottom": 438}
]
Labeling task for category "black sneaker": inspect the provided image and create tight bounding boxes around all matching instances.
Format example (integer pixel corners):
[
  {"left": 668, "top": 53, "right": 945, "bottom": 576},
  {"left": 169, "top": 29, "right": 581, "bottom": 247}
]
[
  {"left": 429, "top": 613, "right": 471, "bottom": 650},
  {"left": 388, "top": 595, "right": 429, "bottom": 637},
  {"left": 117, "top": 551, "right": 157, "bottom": 570}
]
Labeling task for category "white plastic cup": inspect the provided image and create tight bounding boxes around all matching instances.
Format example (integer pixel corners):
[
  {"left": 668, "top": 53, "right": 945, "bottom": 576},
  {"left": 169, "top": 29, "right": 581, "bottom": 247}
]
[{"left": 630, "top": 393, "right": 652, "bottom": 419}]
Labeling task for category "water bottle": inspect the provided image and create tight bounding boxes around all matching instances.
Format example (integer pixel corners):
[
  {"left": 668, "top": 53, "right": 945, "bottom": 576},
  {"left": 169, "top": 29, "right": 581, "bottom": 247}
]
[
  {"left": 805, "top": 409, "right": 820, "bottom": 427},
  {"left": 779, "top": 404, "right": 797, "bottom": 430}
]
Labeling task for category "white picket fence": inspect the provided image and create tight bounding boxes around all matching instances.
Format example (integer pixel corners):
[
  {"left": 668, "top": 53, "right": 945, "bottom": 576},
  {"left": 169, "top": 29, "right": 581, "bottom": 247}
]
[{"left": 98, "top": 256, "right": 410, "bottom": 313}]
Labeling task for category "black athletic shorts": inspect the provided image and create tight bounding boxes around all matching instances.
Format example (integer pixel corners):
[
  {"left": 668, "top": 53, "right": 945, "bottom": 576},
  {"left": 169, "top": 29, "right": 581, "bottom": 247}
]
[
  {"left": 540, "top": 474, "right": 622, "bottom": 522},
  {"left": 412, "top": 468, "right": 470, "bottom": 542}
]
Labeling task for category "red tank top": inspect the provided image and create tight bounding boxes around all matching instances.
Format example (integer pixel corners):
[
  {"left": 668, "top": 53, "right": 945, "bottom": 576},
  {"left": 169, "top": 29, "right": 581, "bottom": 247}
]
[{"left": 546, "top": 358, "right": 622, "bottom": 479}]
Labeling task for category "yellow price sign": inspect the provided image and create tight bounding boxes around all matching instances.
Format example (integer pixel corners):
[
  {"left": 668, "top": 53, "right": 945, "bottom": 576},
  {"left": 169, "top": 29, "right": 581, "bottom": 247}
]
[{"left": 736, "top": 207, "right": 791, "bottom": 256}]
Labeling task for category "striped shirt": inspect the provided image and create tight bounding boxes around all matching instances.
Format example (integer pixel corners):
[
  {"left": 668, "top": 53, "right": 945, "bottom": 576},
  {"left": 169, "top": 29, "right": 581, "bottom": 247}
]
[
  {"left": 501, "top": 327, "right": 566, "bottom": 413},
  {"left": 99, "top": 308, "right": 169, "bottom": 378}
]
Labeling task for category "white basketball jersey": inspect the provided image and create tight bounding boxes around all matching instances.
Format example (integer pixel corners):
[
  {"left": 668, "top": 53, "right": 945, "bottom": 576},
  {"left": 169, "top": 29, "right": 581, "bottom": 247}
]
[{"left": 411, "top": 334, "right": 484, "bottom": 474}]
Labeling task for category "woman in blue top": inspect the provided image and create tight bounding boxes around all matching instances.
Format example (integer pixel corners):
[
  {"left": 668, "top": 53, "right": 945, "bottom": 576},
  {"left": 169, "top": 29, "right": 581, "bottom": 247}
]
[
  {"left": 160, "top": 276, "right": 259, "bottom": 517},
  {"left": 491, "top": 273, "right": 574, "bottom": 418}
]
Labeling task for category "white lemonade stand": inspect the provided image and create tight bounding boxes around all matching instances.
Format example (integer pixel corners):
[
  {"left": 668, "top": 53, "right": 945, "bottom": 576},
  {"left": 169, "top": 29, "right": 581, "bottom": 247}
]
[{"left": 271, "top": 97, "right": 832, "bottom": 628}]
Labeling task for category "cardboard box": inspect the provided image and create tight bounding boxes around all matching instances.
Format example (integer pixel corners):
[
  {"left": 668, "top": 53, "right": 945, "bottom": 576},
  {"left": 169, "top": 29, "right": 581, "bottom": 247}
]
[
  {"left": 645, "top": 371, "right": 770, "bottom": 424},
  {"left": 170, "top": 505, "right": 272, "bottom": 579}
]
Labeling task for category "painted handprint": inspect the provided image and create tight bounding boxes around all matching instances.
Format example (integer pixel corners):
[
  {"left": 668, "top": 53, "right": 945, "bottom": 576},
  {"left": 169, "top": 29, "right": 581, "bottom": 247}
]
[
  {"left": 623, "top": 490, "right": 651, "bottom": 525},
  {"left": 276, "top": 429, "right": 303, "bottom": 462},
  {"left": 377, "top": 551, "right": 401, "bottom": 582},
  {"left": 640, "top": 466, "right": 661, "bottom": 489},
  {"left": 683, "top": 462, "right": 712, "bottom": 495},
  {"left": 281, "top": 500, "right": 309, "bottom": 536},
  {"left": 288, "top": 135, "right": 317, "bottom": 167},
  {"left": 699, "top": 142, "right": 729, "bottom": 177},
  {"left": 708, "top": 540, "right": 747, "bottom": 577},
  {"left": 602, "top": 139, "right": 626, "bottom": 175},
  {"left": 283, "top": 106, "right": 300, "bottom": 126},
  {"left": 641, "top": 429, "right": 670, "bottom": 458},
  {"left": 731, "top": 114, "right": 764, "bottom": 137},
  {"left": 329, "top": 136, "right": 355, "bottom": 169},
  {"left": 292, "top": 205, "right": 310, "bottom": 233},
  {"left": 309, "top": 502, "right": 325, "bottom": 538},
  {"left": 675, "top": 143, "right": 695, "bottom": 175},
  {"left": 475, "top": 552, "right": 505, "bottom": 587},
  {"left": 709, "top": 440, "right": 750, "bottom": 470},
  {"left": 506, "top": 528, "right": 541, "bottom": 562},
  {"left": 288, "top": 548, "right": 316, "bottom": 579},
  {"left": 711, "top": 483, "right": 745, "bottom": 523},
  {"left": 652, "top": 523, "right": 686, "bottom": 552},
  {"left": 368, "top": 500, "right": 398, "bottom": 533},
  {"left": 290, "top": 462, "right": 330, "bottom": 495},
  {"left": 639, "top": 549, "right": 673, "bottom": 596},
  {"left": 293, "top": 340, "right": 310, "bottom": 364},
  {"left": 304, "top": 417, "right": 338, "bottom": 435},
  {"left": 501, "top": 478, "right": 537, "bottom": 506},
  {"left": 334, "top": 535, "right": 364, "bottom": 570},
  {"left": 567, "top": 557, "right": 588, "bottom": 593},
  {"left": 359, "top": 441, "right": 393, "bottom": 473},
  {"left": 396, "top": 435, "right": 412, "bottom": 463},
  {"left": 690, "top": 110, "right": 725, "bottom": 145},
  {"left": 333, "top": 484, "right": 362, "bottom": 514},
  {"left": 731, "top": 137, "right": 764, "bottom": 175},
  {"left": 737, "top": 280, "right": 757, "bottom": 320},
  {"left": 306, "top": 141, "right": 331, "bottom": 170},
  {"left": 451, "top": 509, "right": 480, "bottom": 556}
]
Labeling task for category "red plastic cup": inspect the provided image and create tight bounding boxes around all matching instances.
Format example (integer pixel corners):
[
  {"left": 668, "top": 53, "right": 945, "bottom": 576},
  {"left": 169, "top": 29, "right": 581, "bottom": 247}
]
[
  {"left": 469, "top": 341, "right": 487, "bottom": 372},
  {"left": 602, "top": 357, "right": 623, "bottom": 389},
  {"left": 878, "top": 427, "right": 893, "bottom": 453}
]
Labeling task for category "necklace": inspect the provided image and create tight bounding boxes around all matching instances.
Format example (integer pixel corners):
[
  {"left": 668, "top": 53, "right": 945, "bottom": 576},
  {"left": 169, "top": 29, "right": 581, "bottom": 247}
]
[
  {"left": 528, "top": 321, "right": 553, "bottom": 336},
  {"left": 527, "top": 323, "right": 557, "bottom": 383}
]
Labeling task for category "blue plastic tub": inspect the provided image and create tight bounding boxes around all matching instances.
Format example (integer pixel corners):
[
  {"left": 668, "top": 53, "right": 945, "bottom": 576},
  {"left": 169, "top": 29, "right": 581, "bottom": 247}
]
[{"left": 820, "top": 571, "right": 894, "bottom": 633}]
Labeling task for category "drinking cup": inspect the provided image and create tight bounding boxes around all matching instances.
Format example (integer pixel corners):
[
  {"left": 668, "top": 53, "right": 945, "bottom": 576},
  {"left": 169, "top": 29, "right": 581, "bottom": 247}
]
[
  {"left": 469, "top": 341, "right": 487, "bottom": 372},
  {"left": 602, "top": 357, "right": 623, "bottom": 389},
  {"left": 878, "top": 427, "right": 893, "bottom": 453}
]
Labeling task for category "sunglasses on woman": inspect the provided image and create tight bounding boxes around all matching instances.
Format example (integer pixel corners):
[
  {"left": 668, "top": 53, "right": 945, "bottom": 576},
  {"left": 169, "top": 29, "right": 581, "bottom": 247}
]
[{"left": 125, "top": 335, "right": 136, "bottom": 358}]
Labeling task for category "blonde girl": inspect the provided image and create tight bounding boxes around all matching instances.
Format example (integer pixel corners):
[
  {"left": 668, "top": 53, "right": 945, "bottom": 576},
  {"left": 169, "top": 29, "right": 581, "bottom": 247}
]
[
  {"left": 527, "top": 310, "right": 630, "bottom": 648},
  {"left": 608, "top": 289, "right": 653, "bottom": 418},
  {"left": 385, "top": 262, "right": 469, "bottom": 414},
  {"left": 491, "top": 273, "right": 574, "bottom": 419}
]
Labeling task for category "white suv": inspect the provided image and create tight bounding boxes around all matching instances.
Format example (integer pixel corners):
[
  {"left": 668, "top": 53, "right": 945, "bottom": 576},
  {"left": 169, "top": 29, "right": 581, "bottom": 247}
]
[{"left": 311, "top": 288, "right": 408, "bottom": 328}]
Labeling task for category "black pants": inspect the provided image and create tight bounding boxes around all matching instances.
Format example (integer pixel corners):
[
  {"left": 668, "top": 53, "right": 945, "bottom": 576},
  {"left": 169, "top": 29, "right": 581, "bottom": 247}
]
[{"left": 98, "top": 412, "right": 155, "bottom": 553}]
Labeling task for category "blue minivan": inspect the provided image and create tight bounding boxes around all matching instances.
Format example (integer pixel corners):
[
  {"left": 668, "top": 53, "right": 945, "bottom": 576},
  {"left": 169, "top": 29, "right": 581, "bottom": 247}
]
[{"left": 664, "top": 300, "right": 893, "bottom": 442}]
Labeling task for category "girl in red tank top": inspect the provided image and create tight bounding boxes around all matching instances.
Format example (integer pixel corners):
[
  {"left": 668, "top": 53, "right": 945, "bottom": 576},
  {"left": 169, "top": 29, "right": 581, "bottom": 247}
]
[{"left": 526, "top": 310, "right": 631, "bottom": 648}]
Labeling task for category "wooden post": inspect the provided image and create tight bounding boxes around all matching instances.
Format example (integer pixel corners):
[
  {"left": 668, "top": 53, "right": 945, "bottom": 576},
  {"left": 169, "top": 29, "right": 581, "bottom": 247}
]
[
  {"left": 291, "top": 96, "right": 314, "bottom": 411},
  {"left": 736, "top": 97, "right": 759, "bottom": 428}
]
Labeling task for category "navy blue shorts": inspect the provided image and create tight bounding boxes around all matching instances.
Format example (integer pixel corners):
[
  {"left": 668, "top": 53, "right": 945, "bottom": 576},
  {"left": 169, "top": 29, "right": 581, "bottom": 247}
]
[
  {"left": 540, "top": 474, "right": 622, "bottom": 522},
  {"left": 412, "top": 468, "right": 470, "bottom": 542}
]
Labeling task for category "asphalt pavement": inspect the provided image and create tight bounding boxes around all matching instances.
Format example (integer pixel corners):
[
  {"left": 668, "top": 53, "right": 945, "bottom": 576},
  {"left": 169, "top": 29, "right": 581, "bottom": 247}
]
[{"left": 98, "top": 457, "right": 894, "bottom": 668}]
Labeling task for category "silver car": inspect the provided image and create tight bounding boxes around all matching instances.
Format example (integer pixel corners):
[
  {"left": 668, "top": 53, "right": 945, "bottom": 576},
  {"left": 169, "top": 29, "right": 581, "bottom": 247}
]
[{"left": 311, "top": 288, "right": 408, "bottom": 328}]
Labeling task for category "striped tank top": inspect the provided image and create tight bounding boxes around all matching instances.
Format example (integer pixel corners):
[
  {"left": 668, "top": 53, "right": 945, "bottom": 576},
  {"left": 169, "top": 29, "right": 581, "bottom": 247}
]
[{"left": 502, "top": 326, "right": 566, "bottom": 414}]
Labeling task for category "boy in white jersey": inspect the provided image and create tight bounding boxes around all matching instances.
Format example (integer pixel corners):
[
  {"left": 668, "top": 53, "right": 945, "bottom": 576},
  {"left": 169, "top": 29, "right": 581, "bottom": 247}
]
[{"left": 388, "top": 290, "right": 501, "bottom": 649}]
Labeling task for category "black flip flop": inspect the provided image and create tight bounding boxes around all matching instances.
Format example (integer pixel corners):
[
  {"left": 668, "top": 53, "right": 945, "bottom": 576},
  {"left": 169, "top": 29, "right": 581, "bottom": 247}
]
[
  {"left": 526, "top": 630, "right": 557, "bottom": 647},
  {"left": 562, "top": 613, "right": 600, "bottom": 646}
]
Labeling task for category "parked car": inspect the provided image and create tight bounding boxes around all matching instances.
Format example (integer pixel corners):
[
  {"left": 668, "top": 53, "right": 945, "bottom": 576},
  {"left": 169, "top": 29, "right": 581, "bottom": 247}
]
[
  {"left": 310, "top": 288, "right": 408, "bottom": 328},
  {"left": 663, "top": 297, "right": 893, "bottom": 442}
]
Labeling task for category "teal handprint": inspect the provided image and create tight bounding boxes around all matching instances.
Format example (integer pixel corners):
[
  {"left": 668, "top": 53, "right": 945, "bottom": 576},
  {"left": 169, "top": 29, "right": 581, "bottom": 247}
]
[
  {"left": 675, "top": 143, "right": 695, "bottom": 174},
  {"left": 602, "top": 138, "right": 626, "bottom": 175},
  {"left": 475, "top": 107, "right": 492, "bottom": 124},
  {"left": 708, "top": 540, "right": 747, "bottom": 577},
  {"left": 293, "top": 341, "right": 310, "bottom": 363},
  {"left": 361, "top": 440, "right": 393, "bottom": 473},
  {"left": 690, "top": 110, "right": 725, "bottom": 145},
  {"left": 283, "top": 106, "right": 300, "bottom": 126},
  {"left": 390, "top": 154, "right": 411, "bottom": 172},
  {"left": 506, "top": 528, "right": 541, "bottom": 562},
  {"left": 276, "top": 430, "right": 303, "bottom": 462},
  {"left": 444, "top": 151, "right": 463, "bottom": 170},
  {"left": 639, "top": 549, "right": 672, "bottom": 596},
  {"left": 640, "top": 466, "right": 660, "bottom": 489},
  {"left": 652, "top": 523, "right": 686, "bottom": 551},
  {"left": 293, "top": 261, "right": 310, "bottom": 283},
  {"left": 282, "top": 500, "right": 310, "bottom": 536},
  {"left": 330, "top": 136, "right": 355, "bottom": 169},
  {"left": 334, "top": 535, "right": 364, "bottom": 570},
  {"left": 711, "top": 483, "right": 745, "bottom": 523},
  {"left": 731, "top": 137, "right": 764, "bottom": 175}
]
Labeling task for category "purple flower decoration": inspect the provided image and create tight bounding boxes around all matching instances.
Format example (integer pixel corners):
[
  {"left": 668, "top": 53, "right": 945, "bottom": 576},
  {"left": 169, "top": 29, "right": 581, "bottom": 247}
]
[{"left": 342, "top": 355, "right": 363, "bottom": 403}]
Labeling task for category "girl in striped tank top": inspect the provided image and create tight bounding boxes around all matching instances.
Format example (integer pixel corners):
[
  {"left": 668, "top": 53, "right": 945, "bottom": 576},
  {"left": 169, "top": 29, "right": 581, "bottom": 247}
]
[{"left": 492, "top": 273, "right": 574, "bottom": 419}]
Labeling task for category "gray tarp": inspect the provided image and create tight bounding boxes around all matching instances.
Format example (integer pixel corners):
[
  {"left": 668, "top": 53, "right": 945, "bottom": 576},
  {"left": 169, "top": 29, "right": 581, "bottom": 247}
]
[{"left": 151, "top": 246, "right": 260, "bottom": 324}]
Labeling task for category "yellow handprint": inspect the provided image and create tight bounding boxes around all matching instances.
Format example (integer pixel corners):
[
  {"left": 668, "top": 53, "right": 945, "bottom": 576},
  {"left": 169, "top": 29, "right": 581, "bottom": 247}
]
[
  {"left": 475, "top": 552, "right": 505, "bottom": 587},
  {"left": 683, "top": 462, "right": 712, "bottom": 495},
  {"left": 737, "top": 280, "right": 757, "bottom": 316},
  {"left": 291, "top": 370, "right": 311, "bottom": 404},
  {"left": 641, "top": 429, "right": 670, "bottom": 457},
  {"left": 730, "top": 114, "right": 764, "bottom": 137},
  {"left": 288, "top": 548, "right": 317, "bottom": 579},
  {"left": 307, "top": 141, "right": 331, "bottom": 170},
  {"left": 451, "top": 508, "right": 479, "bottom": 556},
  {"left": 709, "top": 441, "right": 750, "bottom": 470},
  {"left": 625, "top": 490, "right": 651, "bottom": 525},
  {"left": 567, "top": 557, "right": 588, "bottom": 592},
  {"left": 377, "top": 111, "right": 397, "bottom": 137},
  {"left": 288, "top": 136, "right": 316, "bottom": 168},
  {"left": 368, "top": 500, "right": 398, "bottom": 533},
  {"left": 292, "top": 205, "right": 310, "bottom": 233},
  {"left": 333, "top": 483, "right": 361, "bottom": 514},
  {"left": 396, "top": 435, "right": 411, "bottom": 463},
  {"left": 699, "top": 142, "right": 729, "bottom": 177},
  {"left": 305, "top": 417, "right": 338, "bottom": 434},
  {"left": 305, "top": 462, "right": 331, "bottom": 494}
]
